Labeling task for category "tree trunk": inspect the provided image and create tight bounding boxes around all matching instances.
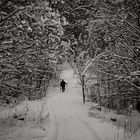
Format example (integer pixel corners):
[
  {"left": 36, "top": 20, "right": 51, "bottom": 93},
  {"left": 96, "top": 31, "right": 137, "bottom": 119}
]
[
  {"left": 97, "top": 72, "right": 101, "bottom": 111},
  {"left": 82, "top": 85, "right": 85, "bottom": 104},
  {"left": 82, "top": 75, "right": 85, "bottom": 104},
  {"left": 97, "top": 85, "right": 101, "bottom": 111}
]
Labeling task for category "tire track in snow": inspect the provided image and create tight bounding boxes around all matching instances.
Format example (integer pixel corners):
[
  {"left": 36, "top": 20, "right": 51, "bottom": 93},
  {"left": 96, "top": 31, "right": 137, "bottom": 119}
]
[
  {"left": 74, "top": 112, "right": 102, "bottom": 140},
  {"left": 45, "top": 99, "right": 59, "bottom": 140},
  {"left": 65, "top": 103, "right": 102, "bottom": 140},
  {"left": 46, "top": 94, "right": 102, "bottom": 140}
]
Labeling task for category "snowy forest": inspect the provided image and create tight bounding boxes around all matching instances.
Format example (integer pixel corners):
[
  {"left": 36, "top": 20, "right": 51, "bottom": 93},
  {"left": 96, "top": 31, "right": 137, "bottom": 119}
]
[
  {"left": 0, "top": 0, "right": 140, "bottom": 140},
  {"left": 1, "top": 0, "right": 140, "bottom": 113}
]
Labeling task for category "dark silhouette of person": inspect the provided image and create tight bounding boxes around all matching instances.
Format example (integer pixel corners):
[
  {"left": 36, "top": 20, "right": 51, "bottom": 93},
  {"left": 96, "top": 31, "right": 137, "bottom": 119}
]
[{"left": 60, "top": 79, "right": 67, "bottom": 92}]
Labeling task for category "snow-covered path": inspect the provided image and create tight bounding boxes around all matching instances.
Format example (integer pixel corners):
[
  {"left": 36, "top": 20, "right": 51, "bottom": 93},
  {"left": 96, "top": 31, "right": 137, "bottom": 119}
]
[
  {"left": 45, "top": 69, "right": 101, "bottom": 140},
  {"left": 46, "top": 93, "right": 101, "bottom": 140},
  {"left": 1, "top": 68, "right": 139, "bottom": 140},
  {"left": 44, "top": 69, "right": 124, "bottom": 140}
]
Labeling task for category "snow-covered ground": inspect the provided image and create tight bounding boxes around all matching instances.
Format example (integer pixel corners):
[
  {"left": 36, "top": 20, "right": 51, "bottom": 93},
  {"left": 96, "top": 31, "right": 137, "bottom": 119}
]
[
  {"left": 0, "top": 68, "right": 140, "bottom": 140},
  {"left": 0, "top": 97, "right": 50, "bottom": 140}
]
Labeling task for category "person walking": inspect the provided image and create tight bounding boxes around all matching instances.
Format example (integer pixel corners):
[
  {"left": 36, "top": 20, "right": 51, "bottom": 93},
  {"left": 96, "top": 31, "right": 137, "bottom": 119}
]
[{"left": 60, "top": 79, "right": 67, "bottom": 92}]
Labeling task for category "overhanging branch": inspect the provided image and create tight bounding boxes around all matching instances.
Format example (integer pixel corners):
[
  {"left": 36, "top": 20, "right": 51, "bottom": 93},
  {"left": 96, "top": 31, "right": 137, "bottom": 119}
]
[{"left": 0, "top": 7, "right": 25, "bottom": 26}]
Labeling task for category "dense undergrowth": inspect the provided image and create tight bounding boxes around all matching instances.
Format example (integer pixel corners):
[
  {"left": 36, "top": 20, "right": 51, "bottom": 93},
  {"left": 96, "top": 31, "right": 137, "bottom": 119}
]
[{"left": 0, "top": 0, "right": 63, "bottom": 104}]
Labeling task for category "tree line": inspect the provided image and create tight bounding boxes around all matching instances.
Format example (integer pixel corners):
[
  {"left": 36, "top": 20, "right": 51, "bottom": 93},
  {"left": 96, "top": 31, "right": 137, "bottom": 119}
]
[
  {"left": 0, "top": 0, "right": 63, "bottom": 104},
  {"left": 0, "top": 0, "right": 140, "bottom": 113},
  {"left": 50, "top": 0, "right": 140, "bottom": 112}
]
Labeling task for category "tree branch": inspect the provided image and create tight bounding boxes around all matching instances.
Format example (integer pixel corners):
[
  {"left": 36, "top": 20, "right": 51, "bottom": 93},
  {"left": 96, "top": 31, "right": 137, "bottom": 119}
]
[{"left": 0, "top": 7, "right": 25, "bottom": 26}]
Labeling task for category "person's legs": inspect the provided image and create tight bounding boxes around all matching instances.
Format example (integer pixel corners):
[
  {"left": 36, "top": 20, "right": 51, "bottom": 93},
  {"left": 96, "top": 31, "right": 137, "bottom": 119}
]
[{"left": 62, "top": 86, "right": 65, "bottom": 92}]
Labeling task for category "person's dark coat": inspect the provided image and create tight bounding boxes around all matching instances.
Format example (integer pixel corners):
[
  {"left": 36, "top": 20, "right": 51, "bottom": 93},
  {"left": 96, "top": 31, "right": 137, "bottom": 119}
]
[{"left": 60, "top": 79, "right": 67, "bottom": 91}]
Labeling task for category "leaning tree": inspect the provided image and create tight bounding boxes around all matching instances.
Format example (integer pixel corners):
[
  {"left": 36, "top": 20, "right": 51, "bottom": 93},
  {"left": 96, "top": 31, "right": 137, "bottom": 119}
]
[{"left": 0, "top": 0, "right": 63, "bottom": 104}]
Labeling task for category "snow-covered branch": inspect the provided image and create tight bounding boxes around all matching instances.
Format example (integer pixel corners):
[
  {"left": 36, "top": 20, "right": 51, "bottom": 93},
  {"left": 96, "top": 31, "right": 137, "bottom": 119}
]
[{"left": 82, "top": 50, "right": 110, "bottom": 74}]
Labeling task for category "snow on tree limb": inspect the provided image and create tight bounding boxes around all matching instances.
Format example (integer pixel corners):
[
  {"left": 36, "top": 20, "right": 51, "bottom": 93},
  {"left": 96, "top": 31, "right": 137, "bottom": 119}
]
[
  {"left": 82, "top": 50, "right": 110, "bottom": 75},
  {"left": 61, "top": 40, "right": 75, "bottom": 56},
  {"left": 97, "top": 70, "right": 140, "bottom": 90}
]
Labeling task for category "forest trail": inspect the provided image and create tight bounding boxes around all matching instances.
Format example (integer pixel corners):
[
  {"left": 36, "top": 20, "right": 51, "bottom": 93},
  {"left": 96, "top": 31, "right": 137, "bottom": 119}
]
[
  {"left": 0, "top": 69, "right": 136, "bottom": 140},
  {"left": 45, "top": 68, "right": 140, "bottom": 140},
  {"left": 45, "top": 69, "right": 102, "bottom": 140},
  {"left": 45, "top": 93, "right": 102, "bottom": 140}
]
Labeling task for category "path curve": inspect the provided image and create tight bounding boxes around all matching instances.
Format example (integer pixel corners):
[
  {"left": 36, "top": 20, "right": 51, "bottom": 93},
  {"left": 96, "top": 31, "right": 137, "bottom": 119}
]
[{"left": 45, "top": 93, "right": 102, "bottom": 140}]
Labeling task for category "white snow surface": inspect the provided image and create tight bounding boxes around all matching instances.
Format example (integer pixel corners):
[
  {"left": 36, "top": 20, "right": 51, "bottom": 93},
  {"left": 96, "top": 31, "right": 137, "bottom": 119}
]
[{"left": 0, "top": 68, "right": 140, "bottom": 140}]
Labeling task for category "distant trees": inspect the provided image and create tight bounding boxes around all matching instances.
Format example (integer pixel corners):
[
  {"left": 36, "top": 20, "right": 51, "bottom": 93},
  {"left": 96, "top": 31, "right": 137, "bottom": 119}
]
[
  {"left": 50, "top": 0, "right": 140, "bottom": 110},
  {"left": 86, "top": 0, "right": 140, "bottom": 112},
  {"left": 0, "top": 0, "right": 63, "bottom": 103},
  {"left": 1, "top": 0, "right": 140, "bottom": 111}
]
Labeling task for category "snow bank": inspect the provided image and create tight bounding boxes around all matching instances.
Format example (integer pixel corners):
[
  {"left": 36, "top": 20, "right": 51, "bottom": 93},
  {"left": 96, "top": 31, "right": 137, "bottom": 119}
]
[
  {"left": 88, "top": 103, "right": 140, "bottom": 140},
  {"left": 0, "top": 98, "right": 50, "bottom": 125},
  {"left": 0, "top": 97, "right": 51, "bottom": 140}
]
